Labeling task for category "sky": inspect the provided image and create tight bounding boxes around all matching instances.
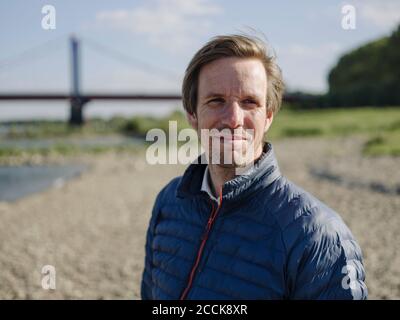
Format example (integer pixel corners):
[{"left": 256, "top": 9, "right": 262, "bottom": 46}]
[{"left": 0, "top": 0, "right": 399, "bottom": 120}]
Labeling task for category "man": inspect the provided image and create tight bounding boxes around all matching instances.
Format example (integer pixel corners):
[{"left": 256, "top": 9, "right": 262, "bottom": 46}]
[{"left": 141, "top": 34, "right": 367, "bottom": 300}]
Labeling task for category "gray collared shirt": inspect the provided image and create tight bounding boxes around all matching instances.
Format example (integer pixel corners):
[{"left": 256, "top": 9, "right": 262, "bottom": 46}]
[
  {"left": 201, "top": 165, "right": 253, "bottom": 202},
  {"left": 201, "top": 166, "right": 219, "bottom": 202}
]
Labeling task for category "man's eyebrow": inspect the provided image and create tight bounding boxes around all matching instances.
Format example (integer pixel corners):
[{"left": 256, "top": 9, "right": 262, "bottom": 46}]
[
  {"left": 242, "top": 94, "right": 261, "bottom": 100},
  {"left": 201, "top": 92, "right": 262, "bottom": 100},
  {"left": 202, "top": 92, "right": 225, "bottom": 99}
]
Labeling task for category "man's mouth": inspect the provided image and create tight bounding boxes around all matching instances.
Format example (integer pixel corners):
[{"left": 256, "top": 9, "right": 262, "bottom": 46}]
[
  {"left": 209, "top": 131, "right": 252, "bottom": 141},
  {"left": 219, "top": 134, "right": 247, "bottom": 141}
]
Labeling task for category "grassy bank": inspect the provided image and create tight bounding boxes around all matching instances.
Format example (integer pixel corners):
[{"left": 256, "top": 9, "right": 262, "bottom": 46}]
[
  {"left": 1, "top": 107, "right": 399, "bottom": 160},
  {"left": 268, "top": 107, "right": 400, "bottom": 156}
]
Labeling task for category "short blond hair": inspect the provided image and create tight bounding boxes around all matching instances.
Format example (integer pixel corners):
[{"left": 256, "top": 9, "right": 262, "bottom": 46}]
[{"left": 182, "top": 34, "right": 285, "bottom": 115}]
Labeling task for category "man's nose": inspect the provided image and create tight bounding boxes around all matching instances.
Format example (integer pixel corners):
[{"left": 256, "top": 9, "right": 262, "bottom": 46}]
[{"left": 221, "top": 100, "right": 244, "bottom": 129}]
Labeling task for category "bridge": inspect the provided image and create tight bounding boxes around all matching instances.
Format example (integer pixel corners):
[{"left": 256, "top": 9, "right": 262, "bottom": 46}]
[{"left": 0, "top": 35, "right": 305, "bottom": 126}]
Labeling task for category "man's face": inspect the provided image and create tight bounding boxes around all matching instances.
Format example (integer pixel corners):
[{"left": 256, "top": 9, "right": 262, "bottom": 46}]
[{"left": 188, "top": 57, "right": 273, "bottom": 168}]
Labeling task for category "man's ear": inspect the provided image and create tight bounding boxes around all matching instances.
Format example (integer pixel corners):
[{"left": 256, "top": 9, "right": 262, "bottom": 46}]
[
  {"left": 186, "top": 111, "right": 198, "bottom": 131},
  {"left": 264, "top": 110, "right": 274, "bottom": 133}
]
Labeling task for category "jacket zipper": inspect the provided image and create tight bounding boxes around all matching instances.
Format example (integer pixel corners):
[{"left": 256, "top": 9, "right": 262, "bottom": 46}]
[{"left": 179, "top": 189, "right": 223, "bottom": 300}]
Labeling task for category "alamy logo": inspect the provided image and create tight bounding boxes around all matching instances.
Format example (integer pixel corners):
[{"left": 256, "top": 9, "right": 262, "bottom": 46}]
[
  {"left": 41, "top": 265, "right": 56, "bottom": 290},
  {"left": 341, "top": 264, "right": 357, "bottom": 290},
  {"left": 341, "top": 4, "right": 356, "bottom": 30},
  {"left": 41, "top": 5, "right": 56, "bottom": 30}
]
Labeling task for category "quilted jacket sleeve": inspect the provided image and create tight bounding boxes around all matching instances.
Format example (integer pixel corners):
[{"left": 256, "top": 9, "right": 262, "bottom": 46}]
[
  {"left": 285, "top": 215, "right": 368, "bottom": 300},
  {"left": 140, "top": 191, "right": 163, "bottom": 300}
]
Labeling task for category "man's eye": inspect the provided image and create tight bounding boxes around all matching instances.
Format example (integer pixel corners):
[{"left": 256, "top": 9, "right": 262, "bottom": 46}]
[
  {"left": 208, "top": 98, "right": 224, "bottom": 104},
  {"left": 243, "top": 99, "right": 257, "bottom": 105}
]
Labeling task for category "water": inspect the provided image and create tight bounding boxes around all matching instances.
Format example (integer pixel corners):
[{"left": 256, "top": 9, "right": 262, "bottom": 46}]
[
  {"left": 0, "top": 100, "right": 163, "bottom": 202},
  {"left": 0, "top": 135, "right": 143, "bottom": 149},
  {"left": 0, "top": 135, "right": 143, "bottom": 202},
  {"left": 0, "top": 164, "right": 88, "bottom": 202},
  {"left": 0, "top": 101, "right": 180, "bottom": 121},
  {"left": 0, "top": 128, "right": 144, "bottom": 202}
]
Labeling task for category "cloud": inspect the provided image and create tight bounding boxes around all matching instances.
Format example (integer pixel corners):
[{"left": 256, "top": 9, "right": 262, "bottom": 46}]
[
  {"left": 95, "top": 0, "right": 222, "bottom": 53},
  {"left": 355, "top": 0, "right": 400, "bottom": 29}
]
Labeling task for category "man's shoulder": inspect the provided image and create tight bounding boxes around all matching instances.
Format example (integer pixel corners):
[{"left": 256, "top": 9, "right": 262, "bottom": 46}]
[
  {"left": 269, "top": 178, "right": 355, "bottom": 246},
  {"left": 154, "top": 175, "right": 183, "bottom": 208}
]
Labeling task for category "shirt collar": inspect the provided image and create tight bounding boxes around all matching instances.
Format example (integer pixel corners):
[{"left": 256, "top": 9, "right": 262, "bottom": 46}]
[
  {"left": 177, "top": 143, "right": 281, "bottom": 204},
  {"left": 201, "top": 164, "right": 254, "bottom": 202},
  {"left": 201, "top": 166, "right": 218, "bottom": 202}
]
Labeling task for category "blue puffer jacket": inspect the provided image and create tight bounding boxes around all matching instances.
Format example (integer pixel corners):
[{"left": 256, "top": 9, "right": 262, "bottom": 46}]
[{"left": 141, "top": 143, "right": 367, "bottom": 300}]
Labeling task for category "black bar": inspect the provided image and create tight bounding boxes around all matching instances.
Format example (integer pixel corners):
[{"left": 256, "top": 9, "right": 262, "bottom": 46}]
[{"left": 0, "top": 300, "right": 389, "bottom": 319}]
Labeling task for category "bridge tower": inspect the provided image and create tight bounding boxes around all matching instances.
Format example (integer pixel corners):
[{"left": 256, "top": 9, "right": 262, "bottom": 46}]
[{"left": 69, "top": 35, "right": 88, "bottom": 126}]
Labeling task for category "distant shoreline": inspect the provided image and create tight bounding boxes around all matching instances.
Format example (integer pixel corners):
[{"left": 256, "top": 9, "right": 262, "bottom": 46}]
[
  {"left": 0, "top": 101, "right": 179, "bottom": 122},
  {"left": 0, "top": 163, "right": 88, "bottom": 202}
]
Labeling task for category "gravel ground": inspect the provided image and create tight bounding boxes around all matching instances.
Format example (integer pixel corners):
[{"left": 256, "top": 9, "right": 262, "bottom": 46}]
[{"left": 0, "top": 136, "right": 399, "bottom": 299}]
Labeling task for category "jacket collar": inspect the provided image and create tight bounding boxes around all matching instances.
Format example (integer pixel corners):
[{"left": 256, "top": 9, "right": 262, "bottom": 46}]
[{"left": 176, "top": 142, "right": 281, "bottom": 204}]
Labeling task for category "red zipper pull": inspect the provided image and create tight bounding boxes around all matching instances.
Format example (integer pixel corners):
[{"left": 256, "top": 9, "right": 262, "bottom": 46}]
[
  {"left": 206, "top": 202, "right": 215, "bottom": 229},
  {"left": 206, "top": 215, "right": 213, "bottom": 229}
]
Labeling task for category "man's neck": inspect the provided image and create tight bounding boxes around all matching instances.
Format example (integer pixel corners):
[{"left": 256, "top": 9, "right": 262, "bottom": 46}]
[{"left": 207, "top": 164, "right": 236, "bottom": 197}]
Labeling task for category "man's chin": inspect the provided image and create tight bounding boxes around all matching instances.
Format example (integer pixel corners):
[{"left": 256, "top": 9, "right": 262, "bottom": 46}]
[{"left": 206, "top": 139, "right": 262, "bottom": 168}]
